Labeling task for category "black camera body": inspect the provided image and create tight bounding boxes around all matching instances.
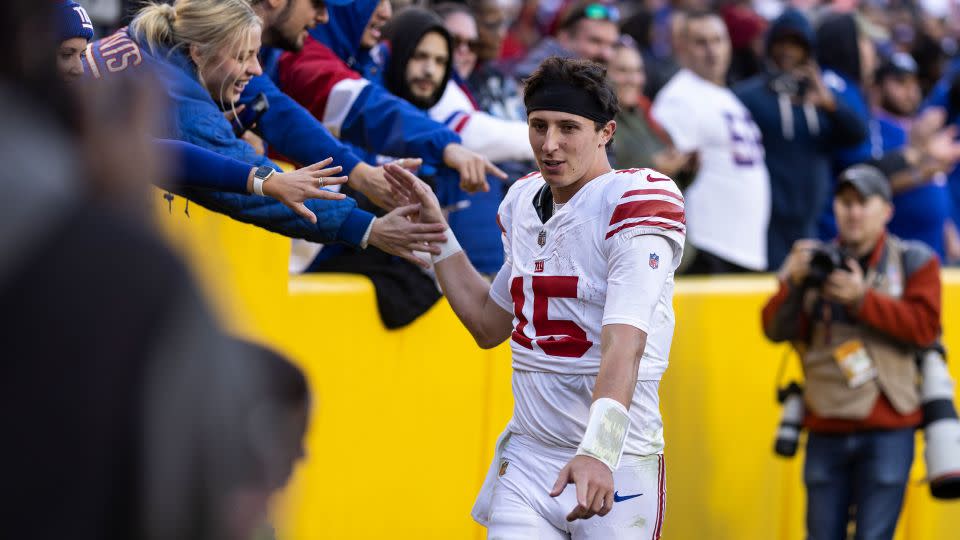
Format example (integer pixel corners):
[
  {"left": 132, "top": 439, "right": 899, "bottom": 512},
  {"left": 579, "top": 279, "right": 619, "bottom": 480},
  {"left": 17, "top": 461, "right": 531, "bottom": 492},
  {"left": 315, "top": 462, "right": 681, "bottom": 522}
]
[
  {"left": 805, "top": 244, "right": 851, "bottom": 288},
  {"left": 769, "top": 72, "right": 810, "bottom": 99}
]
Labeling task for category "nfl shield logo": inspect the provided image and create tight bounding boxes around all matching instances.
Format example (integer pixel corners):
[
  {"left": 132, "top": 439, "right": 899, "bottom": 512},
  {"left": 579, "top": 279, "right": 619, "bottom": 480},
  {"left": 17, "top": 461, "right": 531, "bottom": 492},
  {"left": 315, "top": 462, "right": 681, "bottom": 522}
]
[
  {"left": 649, "top": 252, "right": 660, "bottom": 269},
  {"left": 537, "top": 230, "right": 546, "bottom": 247}
]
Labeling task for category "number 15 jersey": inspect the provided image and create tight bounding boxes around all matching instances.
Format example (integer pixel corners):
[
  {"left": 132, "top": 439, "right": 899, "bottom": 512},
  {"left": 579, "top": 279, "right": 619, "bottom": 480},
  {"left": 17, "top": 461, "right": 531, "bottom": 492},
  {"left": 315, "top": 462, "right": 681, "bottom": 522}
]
[
  {"left": 487, "top": 168, "right": 686, "bottom": 455},
  {"left": 489, "top": 168, "right": 686, "bottom": 380}
]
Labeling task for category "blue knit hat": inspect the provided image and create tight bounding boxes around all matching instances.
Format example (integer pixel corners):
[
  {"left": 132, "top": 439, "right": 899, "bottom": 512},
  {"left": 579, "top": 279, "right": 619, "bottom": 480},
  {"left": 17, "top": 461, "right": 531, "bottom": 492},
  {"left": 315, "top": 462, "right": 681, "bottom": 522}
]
[{"left": 56, "top": 1, "right": 95, "bottom": 43}]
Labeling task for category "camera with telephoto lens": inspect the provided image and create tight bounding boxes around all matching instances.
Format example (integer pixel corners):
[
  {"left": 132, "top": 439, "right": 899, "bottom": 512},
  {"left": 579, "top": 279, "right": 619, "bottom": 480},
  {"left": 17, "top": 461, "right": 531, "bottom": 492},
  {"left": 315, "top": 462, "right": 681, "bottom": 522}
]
[
  {"left": 805, "top": 244, "right": 851, "bottom": 288},
  {"left": 918, "top": 347, "right": 960, "bottom": 499},
  {"left": 774, "top": 382, "right": 804, "bottom": 457}
]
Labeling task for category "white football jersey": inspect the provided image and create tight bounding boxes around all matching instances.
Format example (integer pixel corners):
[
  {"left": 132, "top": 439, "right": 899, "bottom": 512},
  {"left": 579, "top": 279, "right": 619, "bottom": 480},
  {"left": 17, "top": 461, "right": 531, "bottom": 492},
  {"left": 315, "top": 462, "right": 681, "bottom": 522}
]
[
  {"left": 651, "top": 69, "right": 770, "bottom": 270},
  {"left": 489, "top": 168, "right": 685, "bottom": 380},
  {"left": 487, "top": 168, "right": 685, "bottom": 455}
]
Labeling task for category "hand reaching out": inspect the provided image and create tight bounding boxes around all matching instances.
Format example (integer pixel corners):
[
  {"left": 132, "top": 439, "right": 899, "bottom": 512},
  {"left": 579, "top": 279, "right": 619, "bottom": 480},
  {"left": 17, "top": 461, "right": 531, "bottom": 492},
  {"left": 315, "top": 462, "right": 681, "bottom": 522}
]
[
  {"left": 442, "top": 143, "right": 508, "bottom": 193},
  {"left": 260, "top": 157, "right": 348, "bottom": 223}
]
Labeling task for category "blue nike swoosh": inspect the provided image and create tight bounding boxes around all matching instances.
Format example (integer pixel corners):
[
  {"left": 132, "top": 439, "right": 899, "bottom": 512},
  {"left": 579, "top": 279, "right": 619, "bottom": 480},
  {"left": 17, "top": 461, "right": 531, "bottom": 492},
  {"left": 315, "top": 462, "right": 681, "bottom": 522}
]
[{"left": 613, "top": 491, "right": 642, "bottom": 503}]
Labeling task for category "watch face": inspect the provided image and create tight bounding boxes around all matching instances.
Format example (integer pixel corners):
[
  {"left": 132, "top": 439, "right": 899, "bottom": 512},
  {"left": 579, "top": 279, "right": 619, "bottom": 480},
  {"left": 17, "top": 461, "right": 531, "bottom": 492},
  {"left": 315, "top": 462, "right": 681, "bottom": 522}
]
[{"left": 255, "top": 166, "right": 274, "bottom": 180}]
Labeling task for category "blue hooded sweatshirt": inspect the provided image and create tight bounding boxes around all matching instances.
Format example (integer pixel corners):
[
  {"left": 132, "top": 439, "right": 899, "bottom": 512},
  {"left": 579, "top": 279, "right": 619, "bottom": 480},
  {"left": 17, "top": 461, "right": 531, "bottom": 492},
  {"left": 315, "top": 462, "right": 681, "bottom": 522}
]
[
  {"left": 309, "top": 0, "right": 381, "bottom": 79},
  {"left": 733, "top": 8, "right": 867, "bottom": 268},
  {"left": 84, "top": 28, "right": 373, "bottom": 247}
]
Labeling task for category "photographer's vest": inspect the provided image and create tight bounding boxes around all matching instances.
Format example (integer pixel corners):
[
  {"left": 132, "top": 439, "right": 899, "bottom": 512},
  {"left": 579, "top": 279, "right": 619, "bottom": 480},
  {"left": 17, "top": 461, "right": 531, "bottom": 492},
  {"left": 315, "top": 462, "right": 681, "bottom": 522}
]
[{"left": 801, "top": 236, "right": 920, "bottom": 420}]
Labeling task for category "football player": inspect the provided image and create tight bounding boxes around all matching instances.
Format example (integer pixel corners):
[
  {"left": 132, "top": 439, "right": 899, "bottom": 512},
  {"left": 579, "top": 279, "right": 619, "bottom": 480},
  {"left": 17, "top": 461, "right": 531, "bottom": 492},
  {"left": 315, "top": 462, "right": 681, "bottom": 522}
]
[{"left": 384, "top": 56, "right": 684, "bottom": 539}]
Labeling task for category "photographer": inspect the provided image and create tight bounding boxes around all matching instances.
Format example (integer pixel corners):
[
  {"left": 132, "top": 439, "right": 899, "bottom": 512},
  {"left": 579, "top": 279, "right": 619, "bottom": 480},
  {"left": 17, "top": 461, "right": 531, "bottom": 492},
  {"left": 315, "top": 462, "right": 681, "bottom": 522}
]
[
  {"left": 734, "top": 8, "right": 867, "bottom": 270},
  {"left": 761, "top": 164, "right": 942, "bottom": 540}
]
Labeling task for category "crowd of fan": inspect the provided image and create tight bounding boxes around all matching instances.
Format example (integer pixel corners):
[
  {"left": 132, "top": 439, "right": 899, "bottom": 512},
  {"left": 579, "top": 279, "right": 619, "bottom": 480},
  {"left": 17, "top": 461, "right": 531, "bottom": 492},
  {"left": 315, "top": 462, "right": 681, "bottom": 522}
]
[{"left": 66, "top": 0, "right": 960, "bottom": 329}]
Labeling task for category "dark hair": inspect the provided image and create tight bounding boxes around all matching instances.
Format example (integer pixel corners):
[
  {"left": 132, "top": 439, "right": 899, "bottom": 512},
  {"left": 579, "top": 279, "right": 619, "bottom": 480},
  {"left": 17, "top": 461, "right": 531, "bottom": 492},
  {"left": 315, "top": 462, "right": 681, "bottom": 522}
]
[
  {"left": 523, "top": 56, "right": 620, "bottom": 131},
  {"left": 620, "top": 9, "right": 653, "bottom": 50},
  {"left": 523, "top": 57, "right": 618, "bottom": 148}
]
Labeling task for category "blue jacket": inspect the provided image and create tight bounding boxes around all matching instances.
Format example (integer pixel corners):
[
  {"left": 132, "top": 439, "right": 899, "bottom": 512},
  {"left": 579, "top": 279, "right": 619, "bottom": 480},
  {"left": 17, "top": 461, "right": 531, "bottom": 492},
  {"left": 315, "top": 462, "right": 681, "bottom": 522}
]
[
  {"left": 158, "top": 139, "right": 252, "bottom": 193},
  {"left": 84, "top": 28, "right": 373, "bottom": 247},
  {"left": 734, "top": 9, "right": 867, "bottom": 268}
]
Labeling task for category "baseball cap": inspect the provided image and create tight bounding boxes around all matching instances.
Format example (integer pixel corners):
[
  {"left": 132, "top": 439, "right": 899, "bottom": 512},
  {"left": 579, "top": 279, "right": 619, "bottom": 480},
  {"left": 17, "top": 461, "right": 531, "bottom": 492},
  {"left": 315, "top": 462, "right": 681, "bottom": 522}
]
[
  {"left": 321, "top": 0, "right": 355, "bottom": 6},
  {"left": 836, "top": 164, "right": 892, "bottom": 201},
  {"left": 875, "top": 52, "right": 918, "bottom": 82}
]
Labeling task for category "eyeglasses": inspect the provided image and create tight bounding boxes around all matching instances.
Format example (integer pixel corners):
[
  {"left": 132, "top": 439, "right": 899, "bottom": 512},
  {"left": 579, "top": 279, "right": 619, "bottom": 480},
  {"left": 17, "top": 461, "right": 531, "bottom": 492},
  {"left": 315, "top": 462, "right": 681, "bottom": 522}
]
[{"left": 583, "top": 3, "right": 620, "bottom": 23}]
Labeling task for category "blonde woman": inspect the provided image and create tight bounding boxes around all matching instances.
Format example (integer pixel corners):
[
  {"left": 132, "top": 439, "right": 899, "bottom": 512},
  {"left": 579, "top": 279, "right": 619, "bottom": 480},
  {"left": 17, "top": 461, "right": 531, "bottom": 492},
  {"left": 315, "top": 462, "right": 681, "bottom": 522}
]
[{"left": 84, "top": 0, "right": 447, "bottom": 262}]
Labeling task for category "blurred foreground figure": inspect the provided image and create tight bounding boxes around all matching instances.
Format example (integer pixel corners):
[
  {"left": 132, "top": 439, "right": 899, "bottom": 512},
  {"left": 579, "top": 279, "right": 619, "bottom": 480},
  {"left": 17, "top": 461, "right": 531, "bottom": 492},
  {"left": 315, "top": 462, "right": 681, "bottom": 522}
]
[{"left": 1, "top": 4, "right": 309, "bottom": 540}]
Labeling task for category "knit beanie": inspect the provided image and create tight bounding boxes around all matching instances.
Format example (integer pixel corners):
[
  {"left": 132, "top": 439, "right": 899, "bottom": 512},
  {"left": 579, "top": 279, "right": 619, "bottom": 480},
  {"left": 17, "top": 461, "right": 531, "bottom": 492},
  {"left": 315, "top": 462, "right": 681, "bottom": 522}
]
[{"left": 56, "top": 1, "right": 95, "bottom": 43}]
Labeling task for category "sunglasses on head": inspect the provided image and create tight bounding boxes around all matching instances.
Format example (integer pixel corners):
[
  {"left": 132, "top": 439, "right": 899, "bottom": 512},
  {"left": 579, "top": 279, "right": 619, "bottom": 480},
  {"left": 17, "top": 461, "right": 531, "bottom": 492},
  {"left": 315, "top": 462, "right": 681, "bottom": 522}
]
[{"left": 583, "top": 3, "right": 620, "bottom": 23}]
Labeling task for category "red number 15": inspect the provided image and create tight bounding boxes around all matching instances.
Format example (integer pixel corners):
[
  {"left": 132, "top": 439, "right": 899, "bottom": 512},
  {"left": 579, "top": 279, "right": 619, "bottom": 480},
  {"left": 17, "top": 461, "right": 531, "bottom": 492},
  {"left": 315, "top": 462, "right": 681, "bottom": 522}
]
[{"left": 510, "top": 276, "right": 592, "bottom": 358}]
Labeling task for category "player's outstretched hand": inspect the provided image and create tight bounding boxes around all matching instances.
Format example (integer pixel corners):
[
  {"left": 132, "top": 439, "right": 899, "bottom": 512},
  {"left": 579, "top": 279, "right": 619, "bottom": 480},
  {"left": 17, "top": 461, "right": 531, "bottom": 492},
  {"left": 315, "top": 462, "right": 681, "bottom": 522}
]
[
  {"left": 442, "top": 143, "right": 508, "bottom": 193},
  {"left": 550, "top": 455, "right": 615, "bottom": 522},
  {"left": 263, "top": 158, "right": 348, "bottom": 224},
  {"left": 383, "top": 162, "right": 447, "bottom": 228},
  {"left": 367, "top": 204, "right": 448, "bottom": 269},
  {"left": 348, "top": 159, "right": 421, "bottom": 211}
]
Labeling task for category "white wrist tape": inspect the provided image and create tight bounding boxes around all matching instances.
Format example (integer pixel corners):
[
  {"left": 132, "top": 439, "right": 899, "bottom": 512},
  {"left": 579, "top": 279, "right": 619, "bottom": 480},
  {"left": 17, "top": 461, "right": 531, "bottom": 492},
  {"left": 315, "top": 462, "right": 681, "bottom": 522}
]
[
  {"left": 431, "top": 228, "right": 463, "bottom": 264},
  {"left": 576, "top": 398, "right": 630, "bottom": 471}
]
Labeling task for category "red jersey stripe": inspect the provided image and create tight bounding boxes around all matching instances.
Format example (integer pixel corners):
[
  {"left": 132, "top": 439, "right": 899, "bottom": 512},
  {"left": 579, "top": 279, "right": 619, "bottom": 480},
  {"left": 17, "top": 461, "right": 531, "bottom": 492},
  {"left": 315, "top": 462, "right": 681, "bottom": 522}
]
[
  {"left": 605, "top": 219, "right": 685, "bottom": 240},
  {"left": 621, "top": 188, "right": 684, "bottom": 203},
  {"left": 652, "top": 454, "right": 665, "bottom": 539},
  {"left": 609, "top": 199, "right": 686, "bottom": 227},
  {"left": 453, "top": 113, "right": 471, "bottom": 133}
]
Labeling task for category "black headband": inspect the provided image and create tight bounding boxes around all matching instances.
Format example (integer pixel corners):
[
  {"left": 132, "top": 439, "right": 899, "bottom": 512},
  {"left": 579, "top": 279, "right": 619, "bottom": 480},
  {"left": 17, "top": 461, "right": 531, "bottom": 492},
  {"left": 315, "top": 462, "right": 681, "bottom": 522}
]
[{"left": 526, "top": 81, "right": 613, "bottom": 124}]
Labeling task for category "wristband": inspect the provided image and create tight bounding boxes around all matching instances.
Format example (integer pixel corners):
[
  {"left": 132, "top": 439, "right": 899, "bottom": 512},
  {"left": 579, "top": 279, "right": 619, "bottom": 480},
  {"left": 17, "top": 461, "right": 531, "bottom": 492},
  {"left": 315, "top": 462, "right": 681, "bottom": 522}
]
[
  {"left": 432, "top": 228, "right": 463, "bottom": 264},
  {"left": 576, "top": 397, "right": 630, "bottom": 471}
]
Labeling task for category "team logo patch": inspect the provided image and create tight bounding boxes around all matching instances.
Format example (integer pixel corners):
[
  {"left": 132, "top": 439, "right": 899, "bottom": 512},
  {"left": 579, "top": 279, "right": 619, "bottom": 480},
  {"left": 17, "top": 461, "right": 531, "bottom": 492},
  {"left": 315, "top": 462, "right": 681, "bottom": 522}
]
[
  {"left": 649, "top": 252, "right": 660, "bottom": 269},
  {"left": 498, "top": 459, "right": 510, "bottom": 477},
  {"left": 534, "top": 259, "right": 545, "bottom": 273},
  {"left": 537, "top": 230, "right": 546, "bottom": 247}
]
